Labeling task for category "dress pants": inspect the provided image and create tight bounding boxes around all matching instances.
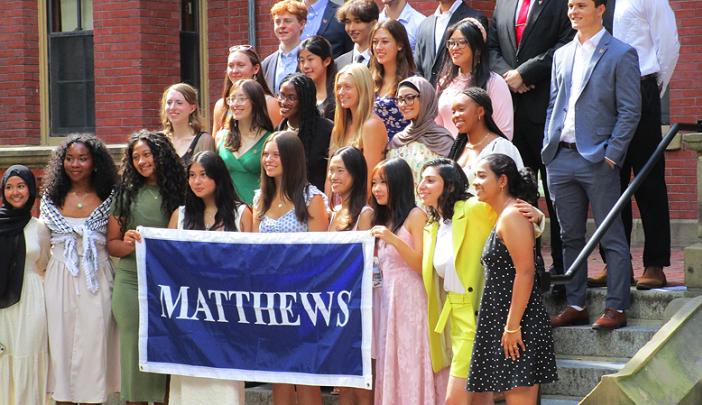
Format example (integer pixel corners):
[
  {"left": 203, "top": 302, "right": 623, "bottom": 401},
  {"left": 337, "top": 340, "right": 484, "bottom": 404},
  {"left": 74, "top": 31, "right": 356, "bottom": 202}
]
[{"left": 547, "top": 148, "right": 631, "bottom": 310}]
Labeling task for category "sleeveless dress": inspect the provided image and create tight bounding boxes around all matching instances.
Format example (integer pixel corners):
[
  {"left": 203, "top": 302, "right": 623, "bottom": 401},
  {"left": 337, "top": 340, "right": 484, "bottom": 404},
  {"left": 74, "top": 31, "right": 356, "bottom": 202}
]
[
  {"left": 169, "top": 205, "right": 246, "bottom": 405},
  {"left": 374, "top": 95, "right": 409, "bottom": 140},
  {"left": 218, "top": 130, "right": 271, "bottom": 205},
  {"left": 258, "top": 185, "right": 325, "bottom": 233},
  {"left": 44, "top": 216, "right": 120, "bottom": 402},
  {"left": 467, "top": 230, "right": 557, "bottom": 392},
  {"left": 374, "top": 226, "right": 436, "bottom": 405},
  {"left": 0, "top": 218, "right": 50, "bottom": 405}
]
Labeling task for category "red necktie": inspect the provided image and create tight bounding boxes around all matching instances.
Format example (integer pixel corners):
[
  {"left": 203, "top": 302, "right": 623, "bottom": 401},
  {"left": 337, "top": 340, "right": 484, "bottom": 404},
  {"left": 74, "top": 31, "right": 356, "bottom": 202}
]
[{"left": 515, "top": 0, "right": 531, "bottom": 46}]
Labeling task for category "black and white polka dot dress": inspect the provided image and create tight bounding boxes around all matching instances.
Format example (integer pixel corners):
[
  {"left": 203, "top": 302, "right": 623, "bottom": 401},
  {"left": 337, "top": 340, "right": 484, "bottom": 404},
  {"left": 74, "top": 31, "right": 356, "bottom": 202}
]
[{"left": 467, "top": 230, "right": 558, "bottom": 392}]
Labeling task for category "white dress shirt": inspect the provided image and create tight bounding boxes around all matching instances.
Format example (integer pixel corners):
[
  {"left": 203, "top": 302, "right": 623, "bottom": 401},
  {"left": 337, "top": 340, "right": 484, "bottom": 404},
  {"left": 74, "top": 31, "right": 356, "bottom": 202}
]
[
  {"left": 612, "top": 0, "right": 680, "bottom": 94},
  {"left": 380, "top": 2, "right": 426, "bottom": 52},
  {"left": 274, "top": 45, "right": 300, "bottom": 92},
  {"left": 434, "top": 0, "right": 462, "bottom": 54},
  {"left": 561, "top": 28, "right": 607, "bottom": 143},
  {"left": 432, "top": 220, "right": 465, "bottom": 294},
  {"left": 514, "top": 0, "right": 536, "bottom": 24},
  {"left": 351, "top": 45, "right": 371, "bottom": 65}
]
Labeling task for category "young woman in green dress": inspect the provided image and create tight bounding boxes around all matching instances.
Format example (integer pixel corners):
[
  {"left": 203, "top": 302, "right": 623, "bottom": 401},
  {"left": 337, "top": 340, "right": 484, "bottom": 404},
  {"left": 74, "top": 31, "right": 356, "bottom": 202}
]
[
  {"left": 107, "top": 130, "right": 186, "bottom": 405},
  {"left": 216, "top": 79, "right": 274, "bottom": 205}
]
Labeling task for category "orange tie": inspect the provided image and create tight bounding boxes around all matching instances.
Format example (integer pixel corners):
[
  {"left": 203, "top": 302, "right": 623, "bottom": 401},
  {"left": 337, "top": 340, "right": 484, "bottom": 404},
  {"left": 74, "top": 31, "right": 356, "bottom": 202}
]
[{"left": 515, "top": 0, "right": 531, "bottom": 46}]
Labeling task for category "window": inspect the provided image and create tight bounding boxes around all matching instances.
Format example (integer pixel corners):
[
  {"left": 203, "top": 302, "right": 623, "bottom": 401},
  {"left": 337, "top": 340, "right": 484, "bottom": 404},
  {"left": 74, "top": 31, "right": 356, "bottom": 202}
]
[
  {"left": 181, "top": 0, "right": 200, "bottom": 91},
  {"left": 47, "top": 0, "right": 95, "bottom": 136}
]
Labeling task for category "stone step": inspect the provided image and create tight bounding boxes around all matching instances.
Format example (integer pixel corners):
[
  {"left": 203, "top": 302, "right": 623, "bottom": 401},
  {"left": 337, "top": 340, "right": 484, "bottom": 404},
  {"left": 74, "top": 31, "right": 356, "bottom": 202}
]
[
  {"left": 543, "top": 287, "right": 685, "bottom": 321},
  {"left": 552, "top": 320, "right": 660, "bottom": 357},
  {"left": 540, "top": 394, "right": 584, "bottom": 405},
  {"left": 542, "top": 356, "right": 627, "bottom": 398}
]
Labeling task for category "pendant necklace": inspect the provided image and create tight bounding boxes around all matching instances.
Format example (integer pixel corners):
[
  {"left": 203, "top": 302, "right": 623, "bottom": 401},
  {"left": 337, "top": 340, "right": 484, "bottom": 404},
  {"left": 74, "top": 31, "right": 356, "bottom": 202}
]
[{"left": 72, "top": 191, "right": 87, "bottom": 209}]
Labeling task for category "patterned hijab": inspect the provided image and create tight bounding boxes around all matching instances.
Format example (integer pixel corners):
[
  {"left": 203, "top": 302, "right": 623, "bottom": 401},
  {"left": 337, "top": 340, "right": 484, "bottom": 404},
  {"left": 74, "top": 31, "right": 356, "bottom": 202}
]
[
  {"left": 388, "top": 76, "right": 455, "bottom": 157},
  {"left": 0, "top": 165, "right": 36, "bottom": 308}
]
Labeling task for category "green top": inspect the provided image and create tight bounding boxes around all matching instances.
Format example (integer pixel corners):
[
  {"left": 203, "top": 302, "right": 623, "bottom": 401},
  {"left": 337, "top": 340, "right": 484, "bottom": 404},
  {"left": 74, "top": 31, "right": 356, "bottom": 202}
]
[
  {"left": 110, "top": 184, "right": 170, "bottom": 272},
  {"left": 218, "top": 130, "right": 271, "bottom": 205}
]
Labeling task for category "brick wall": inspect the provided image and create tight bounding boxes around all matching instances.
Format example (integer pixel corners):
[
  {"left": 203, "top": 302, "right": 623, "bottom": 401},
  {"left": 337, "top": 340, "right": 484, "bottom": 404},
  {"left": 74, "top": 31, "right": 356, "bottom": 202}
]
[{"left": 0, "top": 0, "right": 40, "bottom": 145}]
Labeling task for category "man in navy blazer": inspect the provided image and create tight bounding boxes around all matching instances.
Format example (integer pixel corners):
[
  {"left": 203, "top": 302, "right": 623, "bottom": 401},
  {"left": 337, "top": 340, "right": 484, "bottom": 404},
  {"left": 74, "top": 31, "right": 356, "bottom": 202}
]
[
  {"left": 301, "top": 0, "right": 353, "bottom": 58},
  {"left": 544, "top": 0, "right": 641, "bottom": 330}
]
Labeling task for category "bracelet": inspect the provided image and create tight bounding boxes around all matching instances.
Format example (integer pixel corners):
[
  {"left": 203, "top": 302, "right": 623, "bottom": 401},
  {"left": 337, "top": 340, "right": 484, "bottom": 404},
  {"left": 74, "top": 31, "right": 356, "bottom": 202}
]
[{"left": 504, "top": 325, "right": 521, "bottom": 334}]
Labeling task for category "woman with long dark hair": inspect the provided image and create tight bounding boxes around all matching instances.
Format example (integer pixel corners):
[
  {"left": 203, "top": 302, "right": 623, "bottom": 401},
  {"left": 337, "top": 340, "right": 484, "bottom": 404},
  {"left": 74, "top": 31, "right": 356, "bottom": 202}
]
[
  {"left": 369, "top": 158, "right": 436, "bottom": 404},
  {"left": 167, "top": 151, "right": 250, "bottom": 404},
  {"left": 435, "top": 18, "right": 513, "bottom": 139},
  {"left": 447, "top": 87, "right": 523, "bottom": 194},
  {"left": 369, "top": 19, "right": 415, "bottom": 140},
  {"left": 326, "top": 146, "right": 374, "bottom": 405},
  {"left": 212, "top": 45, "right": 282, "bottom": 135},
  {"left": 217, "top": 79, "right": 274, "bottom": 204},
  {"left": 253, "top": 131, "right": 328, "bottom": 405},
  {"left": 276, "top": 73, "right": 333, "bottom": 191},
  {"left": 299, "top": 35, "right": 337, "bottom": 121},
  {"left": 40, "top": 135, "right": 120, "bottom": 403},
  {"left": 107, "top": 130, "right": 186, "bottom": 405},
  {"left": 468, "top": 154, "right": 557, "bottom": 404},
  {"left": 160, "top": 82, "right": 215, "bottom": 166},
  {"left": 0, "top": 165, "right": 51, "bottom": 405}
]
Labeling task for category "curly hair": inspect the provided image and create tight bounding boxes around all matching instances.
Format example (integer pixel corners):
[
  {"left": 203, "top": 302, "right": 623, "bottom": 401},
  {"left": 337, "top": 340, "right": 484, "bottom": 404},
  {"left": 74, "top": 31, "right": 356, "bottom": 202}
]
[
  {"left": 481, "top": 153, "right": 539, "bottom": 203},
  {"left": 42, "top": 134, "right": 118, "bottom": 207},
  {"left": 113, "top": 129, "right": 186, "bottom": 234},
  {"left": 369, "top": 19, "right": 415, "bottom": 95},
  {"left": 184, "top": 151, "right": 244, "bottom": 231},
  {"left": 160, "top": 83, "right": 204, "bottom": 137},
  {"left": 421, "top": 158, "right": 471, "bottom": 223}
]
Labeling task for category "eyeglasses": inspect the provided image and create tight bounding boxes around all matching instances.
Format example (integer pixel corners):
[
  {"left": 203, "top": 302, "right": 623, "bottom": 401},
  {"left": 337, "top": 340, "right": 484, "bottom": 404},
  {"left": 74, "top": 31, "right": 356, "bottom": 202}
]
[
  {"left": 277, "top": 93, "right": 298, "bottom": 104},
  {"left": 396, "top": 94, "right": 420, "bottom": 106},
  {"left": 226, "top": 96, "right": 249, "bottom": 105},
  {"left": 446, "top": 39, "right": 469, "bottom": 49},
  {"left": 229, "top": 44, "right": 254, "bottom": 53}
]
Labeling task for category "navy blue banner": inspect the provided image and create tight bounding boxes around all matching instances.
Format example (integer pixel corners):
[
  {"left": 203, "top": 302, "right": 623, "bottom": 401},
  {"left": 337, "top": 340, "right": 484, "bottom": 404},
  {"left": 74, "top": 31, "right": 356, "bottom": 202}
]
[{"left": 135, "top": 227, "right": 373, "bottom": 388}]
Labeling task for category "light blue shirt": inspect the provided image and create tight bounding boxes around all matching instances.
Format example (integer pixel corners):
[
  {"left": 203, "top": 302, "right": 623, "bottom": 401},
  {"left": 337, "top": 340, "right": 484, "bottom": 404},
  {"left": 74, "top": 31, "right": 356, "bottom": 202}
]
[
  {"left": 379, "top": 3, "right": 426, "bottom": 52},
  {"left": 301, "top": 0, "right": 329, "bottom": 40},
  {"left": 274, "top": 45, "right": 300, "bottom": 92}
]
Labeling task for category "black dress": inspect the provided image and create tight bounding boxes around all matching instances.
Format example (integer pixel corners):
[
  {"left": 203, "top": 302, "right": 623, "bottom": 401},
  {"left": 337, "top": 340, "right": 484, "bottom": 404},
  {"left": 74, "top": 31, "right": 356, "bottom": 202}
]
[{"left": 467, "top": 229, "right": 558, "bottom": 392}]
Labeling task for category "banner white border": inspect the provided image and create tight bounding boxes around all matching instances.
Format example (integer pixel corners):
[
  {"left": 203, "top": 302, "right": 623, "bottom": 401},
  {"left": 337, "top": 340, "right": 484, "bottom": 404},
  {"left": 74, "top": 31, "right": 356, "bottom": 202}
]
[{"left": 135, "top": 227, "right": 374, "bottom": 389}]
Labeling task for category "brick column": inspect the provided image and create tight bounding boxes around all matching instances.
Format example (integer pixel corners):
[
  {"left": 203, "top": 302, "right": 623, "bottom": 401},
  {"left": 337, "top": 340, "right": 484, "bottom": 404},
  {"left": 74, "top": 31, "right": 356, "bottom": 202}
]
[
  {"left": 93, "top": 0, "right": 180, "bottom": 144},
  {"left": 0, "top": 0, "right": 40, "bottom": 145}
]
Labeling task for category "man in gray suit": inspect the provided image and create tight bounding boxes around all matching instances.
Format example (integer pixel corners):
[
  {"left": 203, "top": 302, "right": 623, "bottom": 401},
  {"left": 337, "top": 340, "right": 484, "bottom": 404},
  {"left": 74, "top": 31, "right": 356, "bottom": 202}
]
[{"left": 544, "top": 0, "right": 641, "bottom": 330}]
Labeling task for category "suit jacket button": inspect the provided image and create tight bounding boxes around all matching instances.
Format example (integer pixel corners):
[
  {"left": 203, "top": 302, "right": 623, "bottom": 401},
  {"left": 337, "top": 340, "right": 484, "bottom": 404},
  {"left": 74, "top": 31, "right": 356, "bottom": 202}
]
[{"left": 468, "top": 287, "right": 473, "bottom": 292}]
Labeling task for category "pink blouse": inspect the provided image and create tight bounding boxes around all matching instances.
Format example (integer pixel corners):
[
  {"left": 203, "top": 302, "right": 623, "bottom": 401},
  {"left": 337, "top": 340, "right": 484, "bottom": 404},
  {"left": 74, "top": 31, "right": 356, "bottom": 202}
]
[{"left": 435, "top": 71, "right": 514, "bottom": 140}]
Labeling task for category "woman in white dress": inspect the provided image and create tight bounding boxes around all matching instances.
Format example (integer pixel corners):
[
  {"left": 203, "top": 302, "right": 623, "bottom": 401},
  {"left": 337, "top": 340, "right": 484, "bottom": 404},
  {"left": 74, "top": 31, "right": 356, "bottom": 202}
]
[
  {"left": 0, "top": 165, "right": 51, "bottom": 405},
  {"left": 167, "top": 150, "right": 253, "bottom": 404},
  {"left": 39, "top": 135, "right": 121, "bottom": 404}
]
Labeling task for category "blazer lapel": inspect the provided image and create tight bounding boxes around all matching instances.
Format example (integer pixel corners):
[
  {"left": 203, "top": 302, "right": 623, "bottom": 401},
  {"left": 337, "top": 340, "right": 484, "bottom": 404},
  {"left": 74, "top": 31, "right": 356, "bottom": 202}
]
[
  {"left": 563, "top": 43, "right": 576, "bottom": 103},
  {"left": 506, "top": 0, "right": 519, "bottom": 53},
  {"left": 317, "top": 3, "right": 333, "bottom": 36},
  {"left": 518, "top": 0, "right": 548, "bottom": 52},
  {"left": 452, "top": 201, "right": 467, "bottom": 265},
  {"left": 428, "top": 16, "right": 438, "bottom": 62},
  {"left": 575, "top": 33, "right": 610, "bottom": 102}
]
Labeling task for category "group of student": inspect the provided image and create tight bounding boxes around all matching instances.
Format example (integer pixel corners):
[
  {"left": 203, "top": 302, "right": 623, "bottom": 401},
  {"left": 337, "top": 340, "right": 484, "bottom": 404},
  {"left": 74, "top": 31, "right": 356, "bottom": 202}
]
[{"left": 0, "top": 0, "right": 681, "bottom": 404}]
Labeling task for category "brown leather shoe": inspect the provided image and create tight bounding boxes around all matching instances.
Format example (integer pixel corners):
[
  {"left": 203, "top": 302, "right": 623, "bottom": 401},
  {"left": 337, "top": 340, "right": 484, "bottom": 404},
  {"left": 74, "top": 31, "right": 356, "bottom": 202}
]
[
  {"left": 592, "top": 308, "right": 627, "bottom": 330},
  {"left": 636, "top": 266, "right": 667, "bottom": 290},
  {"left": 550, "top": 306, "right": 590, "bottom": 327},
  {"left": 587, "top": 264, "right": 636, "bottom": 287}
]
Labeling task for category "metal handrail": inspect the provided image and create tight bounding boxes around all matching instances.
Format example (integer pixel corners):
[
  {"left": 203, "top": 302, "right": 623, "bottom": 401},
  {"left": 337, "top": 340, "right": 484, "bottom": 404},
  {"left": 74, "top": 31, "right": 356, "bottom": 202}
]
[{"left": 547, "top": 121, "right": 702, "bottom": 286}]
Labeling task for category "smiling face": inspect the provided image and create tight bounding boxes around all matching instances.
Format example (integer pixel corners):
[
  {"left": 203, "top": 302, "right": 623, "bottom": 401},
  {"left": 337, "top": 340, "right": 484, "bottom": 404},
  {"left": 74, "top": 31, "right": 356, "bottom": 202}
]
[
  {"left": 396, "top": 86, "right": 421, "bottom": 121},
  {"left": 273, "top": 12, "right": 305, "bottom": 46},
  {"left": 63, "top": 142, "right": 94, "bottom": 185},
  {"left": 188, "top": 162, "right": 216, "bottom": 200},
  {"left": 371, "top": 28, "right": 400, "bottom": 66},
  {"left": 227, "top": 87, "right": 253, "bottom": 121},
  {"left": 336, "top": 73, "right": 359, "bottom": 110},
  {"left": 298, "top": 49, "right": 330, "bottom": 84},
  {"left": 227, "top": 51, "right": 259, "bottom": 83},
  {"left": 567, "top": 0, "right": 604, "bottom": 34},
  {"left": 417, "top": 166, "right": 445, "bottom": 209},
  {"left": 447, "top": 30, "right": 474, "bottom": 71},
  {"left": 327, "top": 155, "right": 354, "bottom": 196},
  {"left": 472, "top": 159, "right": 503, "bottom": 203},
  {"left": 277, "top": 81, "right": 300, "bottom": 119},
  {"left": 451, "top": 93, "right": 484, "bottom": 134},
  {"left": 131, "top": 140, "right": 157, "bottom": 183},
  {"left": 262, "top": 139, "right": 283, "bottom": 178},
  {"left": 3, "top": 176, "right": 30, "bottom": 209},
  {"left": 371, "top": 170, "right": 389, "bottom": 206},
  {"left": 165, "top": 89, "right": 196, "bottom": 126},
  {"left": 344, "top": 15, "right": 375, "bottom": 47}
]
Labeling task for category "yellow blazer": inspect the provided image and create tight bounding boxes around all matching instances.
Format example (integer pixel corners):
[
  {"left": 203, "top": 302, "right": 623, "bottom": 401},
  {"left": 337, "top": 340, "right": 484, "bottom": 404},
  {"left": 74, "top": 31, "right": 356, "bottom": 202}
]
[{"left": 422, "top": 198, "right": 497, "bottom": 373}]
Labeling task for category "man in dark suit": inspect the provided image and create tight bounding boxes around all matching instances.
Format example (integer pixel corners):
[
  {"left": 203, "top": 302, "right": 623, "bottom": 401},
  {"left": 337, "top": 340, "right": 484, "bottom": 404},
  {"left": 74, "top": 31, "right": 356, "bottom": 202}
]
[
  {"left": 414, "top": 0, "right": 487, "bottom": 85},
  {"left": 488, "top": 0, "right": 574, "bottom": 282},
  {"left": 334, "top": 0, "right": 379, "bottom": 70},
  {"left": 544, "top": 0, "right": 641, "bottom": 330},
  {"left": 301, "top": 0, "right": 353, "bottom": 58}
]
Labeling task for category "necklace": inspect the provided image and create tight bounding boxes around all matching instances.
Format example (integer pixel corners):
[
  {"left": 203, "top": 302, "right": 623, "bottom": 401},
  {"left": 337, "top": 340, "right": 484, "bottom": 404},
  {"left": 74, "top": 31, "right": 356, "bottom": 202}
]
[
  {"left": 286, "top": 121, "right": 299, "bottom": 132},
  {"left": 466, "top": 132, "right": 492, "bottom": 150},
  {"left": 72, "top": 191, "right": 88, "bottom": 209},
  {"left": 144, "top": 187, "right": 159, "bottom": 200}
]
